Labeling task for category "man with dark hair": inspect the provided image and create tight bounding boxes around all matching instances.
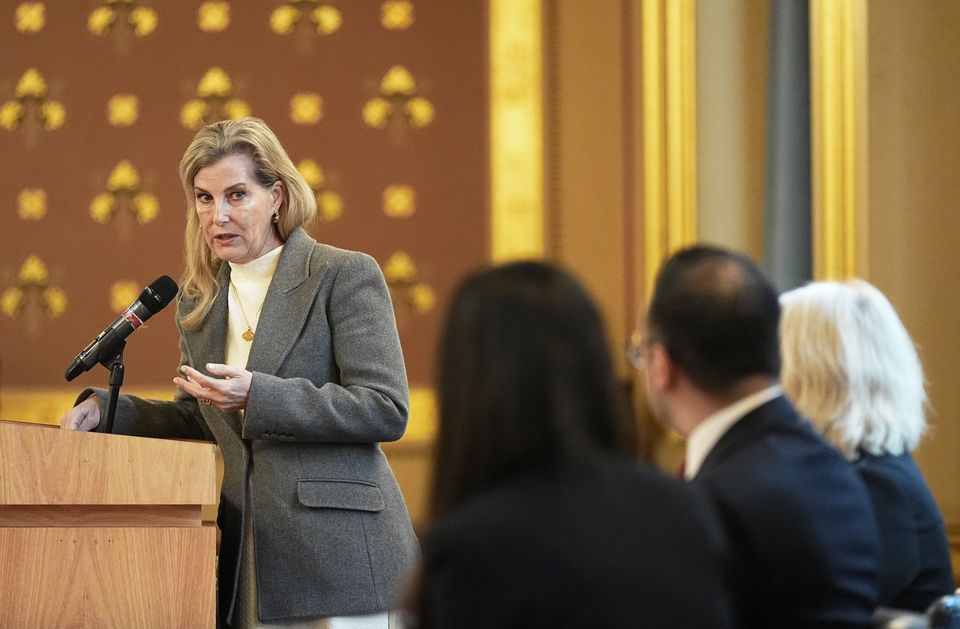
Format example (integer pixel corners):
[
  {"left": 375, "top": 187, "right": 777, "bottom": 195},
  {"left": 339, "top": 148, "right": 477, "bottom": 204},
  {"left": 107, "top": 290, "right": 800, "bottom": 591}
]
[{"left": 635, "top": 244, "right": 881, "bottom": 628}]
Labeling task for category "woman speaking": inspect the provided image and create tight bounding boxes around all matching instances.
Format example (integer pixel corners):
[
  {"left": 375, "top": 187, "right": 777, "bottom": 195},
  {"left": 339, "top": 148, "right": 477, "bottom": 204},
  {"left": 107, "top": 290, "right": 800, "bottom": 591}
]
[{"left": 62, "top": 117, "right": 418, "bottom": 628}]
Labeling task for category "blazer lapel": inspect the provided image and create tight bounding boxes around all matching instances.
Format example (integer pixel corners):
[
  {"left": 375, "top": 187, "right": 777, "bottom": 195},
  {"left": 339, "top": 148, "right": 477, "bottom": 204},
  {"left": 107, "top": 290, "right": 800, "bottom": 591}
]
[
  {"left": 695, "top": 395, "right": 792, "bottom": 479},
  {"left": 180, "top": 266, "right": 242, "bottom": 434},
  {"left": 245, "top": 227, "right": 327, "bottom": 377},
  {"left": 180, "top": 267, "right": 229, "bottom": 372}
]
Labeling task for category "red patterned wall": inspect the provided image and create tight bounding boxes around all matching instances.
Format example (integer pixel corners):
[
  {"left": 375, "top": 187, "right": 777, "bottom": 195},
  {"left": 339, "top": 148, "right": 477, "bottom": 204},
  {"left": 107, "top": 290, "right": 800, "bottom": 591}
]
[{"left": 0, "top": 1, "right": 487, "bottom": 392}]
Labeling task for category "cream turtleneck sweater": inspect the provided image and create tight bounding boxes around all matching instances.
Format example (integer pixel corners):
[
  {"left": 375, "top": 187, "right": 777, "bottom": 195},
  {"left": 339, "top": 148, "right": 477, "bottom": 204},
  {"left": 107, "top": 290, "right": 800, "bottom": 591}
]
[{"left": 225, "top": 245, "right": 283, "bottom": 370}]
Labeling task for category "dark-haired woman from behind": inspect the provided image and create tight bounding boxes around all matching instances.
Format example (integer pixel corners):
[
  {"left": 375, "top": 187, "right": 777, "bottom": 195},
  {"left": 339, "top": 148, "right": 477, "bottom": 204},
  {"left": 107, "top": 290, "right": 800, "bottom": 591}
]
[{"left": 406, "top": 261, "right": 736, "bottom": 629}]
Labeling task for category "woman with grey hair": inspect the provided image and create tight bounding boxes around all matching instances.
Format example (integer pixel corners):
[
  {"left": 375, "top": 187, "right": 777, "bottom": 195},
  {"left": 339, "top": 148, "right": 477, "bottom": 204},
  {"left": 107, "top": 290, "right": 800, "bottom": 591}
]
[
  {"left": 779, "top": 279, "right": 954, "bottom": 611},
  {"left": 62, "top": 117, "right": 418, "bottom": 628}
]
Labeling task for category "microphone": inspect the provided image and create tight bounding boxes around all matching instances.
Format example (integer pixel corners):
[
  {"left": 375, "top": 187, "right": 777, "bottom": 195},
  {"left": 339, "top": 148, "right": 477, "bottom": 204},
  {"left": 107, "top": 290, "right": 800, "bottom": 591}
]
[{"left": 64, "top": 275, "right": 178, "bottom": 382}]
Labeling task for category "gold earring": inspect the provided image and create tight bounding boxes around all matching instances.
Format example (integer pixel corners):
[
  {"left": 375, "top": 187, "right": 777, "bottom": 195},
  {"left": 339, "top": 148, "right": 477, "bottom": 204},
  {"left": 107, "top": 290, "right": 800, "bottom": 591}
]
[{"left": 272, "top": 210, "right": 280, "bottom": 224}]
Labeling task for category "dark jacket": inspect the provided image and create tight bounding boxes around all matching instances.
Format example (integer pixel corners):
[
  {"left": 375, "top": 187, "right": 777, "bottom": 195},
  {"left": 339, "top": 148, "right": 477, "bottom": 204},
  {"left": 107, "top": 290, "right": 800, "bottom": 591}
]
[
  {"left": 694, "top": 395, "right": 881, "bottom": 628},
  {"left": 418, "top": 457, "right": 736, "bottom": 629},
  {"left": 855, "top": 452, "right": 955, "bottom": 611}
]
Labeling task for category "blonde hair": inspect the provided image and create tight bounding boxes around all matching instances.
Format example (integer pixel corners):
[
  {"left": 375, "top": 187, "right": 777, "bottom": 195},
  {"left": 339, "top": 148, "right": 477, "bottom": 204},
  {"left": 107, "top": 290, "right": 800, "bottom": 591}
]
[
  {"left": 178, "top": 117, "right": 316, "bottom": 330},
  {"left": 779, "top": 280, "right": 927, "bottom": 459}
]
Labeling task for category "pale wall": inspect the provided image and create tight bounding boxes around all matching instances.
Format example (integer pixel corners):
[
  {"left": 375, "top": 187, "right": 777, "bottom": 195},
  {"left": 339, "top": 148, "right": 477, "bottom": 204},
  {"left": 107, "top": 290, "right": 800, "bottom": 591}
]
[{"left": 868, "top": 0, "right": 960, "bottom": 525}]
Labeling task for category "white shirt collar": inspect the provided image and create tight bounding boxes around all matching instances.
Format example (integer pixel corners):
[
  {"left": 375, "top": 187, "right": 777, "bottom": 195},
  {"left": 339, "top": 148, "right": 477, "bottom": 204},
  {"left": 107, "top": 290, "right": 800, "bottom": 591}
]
[{"left": 684, "top": 384, "right": 783, "bottom": 480}]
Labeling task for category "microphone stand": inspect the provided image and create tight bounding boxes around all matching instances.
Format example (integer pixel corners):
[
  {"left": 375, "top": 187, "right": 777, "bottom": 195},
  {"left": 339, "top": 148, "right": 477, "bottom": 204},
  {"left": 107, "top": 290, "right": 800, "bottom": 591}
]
[{"left": 97, "top": 339, "right": 126, "bottom": 434}]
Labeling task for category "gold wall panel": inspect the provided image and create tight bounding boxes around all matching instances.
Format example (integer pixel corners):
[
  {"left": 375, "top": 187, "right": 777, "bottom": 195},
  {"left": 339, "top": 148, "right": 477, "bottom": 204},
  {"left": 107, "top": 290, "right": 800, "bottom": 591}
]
[
  {"left": 641, "top": 0, "right": 698, "bottom": 297},
  {"left": 810, "top": 0, "right": 869, "bottom": 279},
  {"left": 489, "top": 0, "right": 545, "bottom": 262}
]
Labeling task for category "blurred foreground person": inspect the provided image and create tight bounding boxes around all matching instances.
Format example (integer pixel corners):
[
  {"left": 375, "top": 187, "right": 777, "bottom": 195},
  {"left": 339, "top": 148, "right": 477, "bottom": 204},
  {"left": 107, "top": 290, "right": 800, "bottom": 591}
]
[
  {"left": 409, "top": 261, "right": 735, "bottom": 629},
  {"left": 780, "top": 279, "right": 955, "bottom": 611},
  {"left": 637, "top": 245, "right": 881, "bottom": 628}
]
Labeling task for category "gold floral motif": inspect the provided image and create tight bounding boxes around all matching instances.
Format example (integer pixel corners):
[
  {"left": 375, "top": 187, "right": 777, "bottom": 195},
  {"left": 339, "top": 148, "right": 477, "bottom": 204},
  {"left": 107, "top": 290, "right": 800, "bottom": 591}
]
[
  {"left": 317, "top": 191, "right": 343, "bottom": 222},
  {"left": 43, "top": 286, "right": 67, "bottom": 317},
  {"left": 91, "top": 161, "right": 159, "bottom": 225},
  {"left": 380, "top": 65, "right": 416, "bottom": 95},
  {"left": 381, "top": 0, "right": 414, "bottom": 30},
  {"left": 1, "top": 102, "right": 23, "bottom": 131},
  {"left": 2, "top": 69, "right": 64, "bottom": 133},
  {"left": 180, "top": 99, "right": 208, "bottom": 130},
  {"left": 88, "top": 1, "right": 156, "bottom": 38},
  {"left": 383, "top": 185, "right": 415, "bottom": 218},
  {"left": 197, "top": 67, "right": 232, "bottom": 98},
  {"left": 270, "top": 5, "right": 299, "bottom": 35},
  {"left": 88, "top": 6, "right": 115, "bottom": 36},
  {"left": 406, "top": 98, "right": 434, "bottom": 127},
  {"left": 15, "top": 68, "right": 47, "bottom": 99},
  {"left": 223, "top": 98, "right": 251, "bottom": 119},
  {"left": 384, "top": 251, "right": 417, "bottom": 284},
  {"left": 311, "top": 6, "right": 341, "bottom": 35},
  {"left": 1, "top": 287, "right": 25, "bottom": 319},
  {"left": 198, "top": 1, "right": 230, "bottom": 32},
  {"left": 383, "top": 252, "right": 434, "bottom": 316},
  {"left": 361, "top": 98, "right": 390, "bottom": 129},
  {"left": 110, "top": 281, "right": 140, "bottom": 312},
  {"left": 18, "top": 188, "right": 46, "bottom": 220},
  {"left": 297, "top": 159, "right": 342, "bottom": 222},
  {"left": 297, "top": 159, "right": 325, "bottom": 188},
  {"left": 18, "top": 254, "right": 49, "bottom": 285},
  {"left": 409, "top": 283, "right": 435, "bottom": 314},
  {"left": 182, "top": 68, "right": 249, "bottom": 129},
  {"left": 15, "top": 2, "right": 46, "bottom": 33},
  {"left": 290, "top": 93, "right": 323, "bottom": 125},
  {"left": 129, "top": 6, "right": 157, "bottom": 36},
  {"left": 271, "top": 1, "right": 342, "bottom": 37},
  {"left": 39, "top": 100, "right": 65, "bottom": 130},
  {"left": 133, "top": 192, "right": 159, "bottom": 224},
  {"left": 90, "top": 192, "right": 117, "bottom": 224},
  {"left": 363, "top": 66, "right": 434, "bottom": 131},
  {"left": 3, "top": 255, "right": 67, "bottom": 319},
  {"left": 108, "top": 94, "right": 138, "bottom": 126},
  {"left": 107, "top": 160, "right": 141, "bottom": 192}
]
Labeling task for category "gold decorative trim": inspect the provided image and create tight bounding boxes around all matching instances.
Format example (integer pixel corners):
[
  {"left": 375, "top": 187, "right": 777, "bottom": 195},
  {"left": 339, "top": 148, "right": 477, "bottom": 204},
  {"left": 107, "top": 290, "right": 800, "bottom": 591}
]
[
  {"left": 641, "top": 0, "right": 697, "bottom": 297},
  {"left": 489, "top": 0, "right": 544, "bottom": 262},
  {"left": 810, "top": 0, "right": 869, "bottom": 280}
]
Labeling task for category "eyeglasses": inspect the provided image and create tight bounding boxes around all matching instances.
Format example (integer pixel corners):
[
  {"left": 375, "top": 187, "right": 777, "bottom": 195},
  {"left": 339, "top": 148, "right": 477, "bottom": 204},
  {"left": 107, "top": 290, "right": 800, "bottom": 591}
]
[{"left": 624, "top": 331, "right": 657, "bottom": 369}]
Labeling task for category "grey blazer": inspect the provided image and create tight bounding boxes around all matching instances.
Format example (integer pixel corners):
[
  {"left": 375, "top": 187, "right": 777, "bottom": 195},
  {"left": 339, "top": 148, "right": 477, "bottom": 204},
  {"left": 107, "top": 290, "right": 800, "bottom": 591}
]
[{"left": 83, "top": 227, "right": 419, "bottom": 625}]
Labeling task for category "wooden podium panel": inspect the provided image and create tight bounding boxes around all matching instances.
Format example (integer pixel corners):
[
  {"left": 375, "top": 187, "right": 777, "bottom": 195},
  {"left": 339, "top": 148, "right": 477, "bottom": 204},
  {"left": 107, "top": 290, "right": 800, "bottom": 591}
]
[
  {"left": 0, "top": 526, "right": 216, "bottom": 628},
  {"left": 0, "top": 421, "right": 217, "bottom": 506},
  {"left": 0, "top": 421, "right": 218, "bottom": 627}
]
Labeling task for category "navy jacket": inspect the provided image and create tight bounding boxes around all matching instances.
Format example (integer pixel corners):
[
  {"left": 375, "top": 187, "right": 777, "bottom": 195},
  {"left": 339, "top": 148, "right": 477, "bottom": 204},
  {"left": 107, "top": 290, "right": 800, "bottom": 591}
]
[
  {"left": 855, "top": 452, "right": 954, "bottom": 611},
  {"left": 418, "top": 457, "right": 737, "bottom": 629},
  {"left": 694, "top": 395, "right": 881, "bottom": 628}
]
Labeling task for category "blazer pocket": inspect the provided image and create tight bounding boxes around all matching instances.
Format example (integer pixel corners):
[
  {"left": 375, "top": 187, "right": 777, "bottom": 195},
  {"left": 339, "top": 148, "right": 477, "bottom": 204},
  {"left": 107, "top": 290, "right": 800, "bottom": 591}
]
[{"left": 296, "top": 479, "right": 385, "bottom": 513}]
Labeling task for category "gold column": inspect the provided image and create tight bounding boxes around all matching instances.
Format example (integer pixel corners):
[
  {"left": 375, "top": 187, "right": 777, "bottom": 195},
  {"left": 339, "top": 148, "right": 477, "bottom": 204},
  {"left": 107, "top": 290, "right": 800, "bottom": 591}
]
[
  {"left": 489, "top": 0, "right": 545, "bottom": 262},
  {"left": 641, "top": 0, "right": 698, "bottom": 296},
  {"left": 810, "top": 0, "right": 869, "bottom": 279}
]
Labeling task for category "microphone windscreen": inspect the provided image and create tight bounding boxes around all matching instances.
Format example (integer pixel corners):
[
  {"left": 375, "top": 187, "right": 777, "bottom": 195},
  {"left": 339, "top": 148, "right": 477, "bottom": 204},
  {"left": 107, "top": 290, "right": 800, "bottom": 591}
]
[{"left": 139, "top": 275, "right": 179, "bottom": 314}]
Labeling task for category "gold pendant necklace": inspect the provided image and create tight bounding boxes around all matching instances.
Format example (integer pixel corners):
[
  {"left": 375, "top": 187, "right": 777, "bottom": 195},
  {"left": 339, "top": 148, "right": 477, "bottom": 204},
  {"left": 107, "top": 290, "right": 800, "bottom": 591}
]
[{"left": 231, "top": 281, "right": 264, "bottom": 342}]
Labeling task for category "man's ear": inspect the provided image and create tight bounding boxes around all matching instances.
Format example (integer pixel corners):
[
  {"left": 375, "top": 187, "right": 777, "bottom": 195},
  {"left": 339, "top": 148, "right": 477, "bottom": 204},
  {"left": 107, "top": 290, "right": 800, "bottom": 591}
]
[{"left": 647, "top": 342, "right": 676, "bottom": 392}]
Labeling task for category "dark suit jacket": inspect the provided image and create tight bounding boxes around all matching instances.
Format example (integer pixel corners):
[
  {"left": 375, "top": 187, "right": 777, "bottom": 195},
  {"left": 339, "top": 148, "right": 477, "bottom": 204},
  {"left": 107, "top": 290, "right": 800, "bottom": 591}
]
[
  {"left": 417, "top": 457, "right": 736, "bottom": 629},
  {"left": 83, "top": 227, "right": 419, "bottom": 625},
  {"left": 693, "top": 395, "right": 881, "bottom": 628},
  {"left": 855, "top": 452, "right": 955, "bottom": 611}
]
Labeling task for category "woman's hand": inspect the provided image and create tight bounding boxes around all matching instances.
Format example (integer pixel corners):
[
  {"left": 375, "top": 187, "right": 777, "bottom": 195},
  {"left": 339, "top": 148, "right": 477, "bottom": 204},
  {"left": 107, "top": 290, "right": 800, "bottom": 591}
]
[
  {"left": 61, "top": 395, "right": 101, "bottom": 431},
  {"left": 174, "top": 363, "right": 252, "bottom": 412}
]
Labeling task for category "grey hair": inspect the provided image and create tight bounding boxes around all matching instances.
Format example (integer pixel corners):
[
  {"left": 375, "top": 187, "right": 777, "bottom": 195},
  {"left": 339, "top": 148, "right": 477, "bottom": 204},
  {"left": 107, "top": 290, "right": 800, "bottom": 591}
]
[{"left": 779, "top": 280, "right": 927, "bottom": 460}]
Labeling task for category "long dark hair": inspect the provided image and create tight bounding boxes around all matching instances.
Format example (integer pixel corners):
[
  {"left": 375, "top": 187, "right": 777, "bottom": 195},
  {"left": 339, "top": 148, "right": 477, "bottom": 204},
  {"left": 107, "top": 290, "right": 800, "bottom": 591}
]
[{"left": 429, "top": 261, "right": 635, "bottom": 521}]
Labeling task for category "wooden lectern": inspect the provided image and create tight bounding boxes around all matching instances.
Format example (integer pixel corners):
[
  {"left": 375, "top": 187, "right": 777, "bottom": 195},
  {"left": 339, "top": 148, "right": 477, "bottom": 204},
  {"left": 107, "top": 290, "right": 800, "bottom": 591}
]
[{"left": 0, "top": 420, "right": 218, "bottom": 628}]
